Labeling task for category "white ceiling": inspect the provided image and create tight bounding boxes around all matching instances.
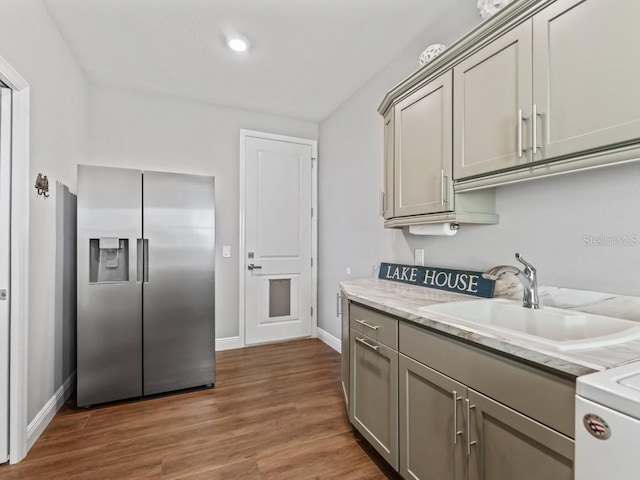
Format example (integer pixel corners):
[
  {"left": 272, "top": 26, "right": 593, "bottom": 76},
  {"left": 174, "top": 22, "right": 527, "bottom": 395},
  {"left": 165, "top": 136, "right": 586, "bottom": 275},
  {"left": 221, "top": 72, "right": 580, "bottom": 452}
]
[{"left": 43, "top": 0, "right": 459, "bottom": 122}]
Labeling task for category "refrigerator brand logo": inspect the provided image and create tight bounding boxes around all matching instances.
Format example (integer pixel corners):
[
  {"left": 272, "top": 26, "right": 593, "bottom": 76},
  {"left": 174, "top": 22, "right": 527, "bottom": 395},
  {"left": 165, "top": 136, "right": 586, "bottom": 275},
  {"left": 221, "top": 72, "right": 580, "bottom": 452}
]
[{"left": 379, "top": 262, "right": 495, "bottom": 298}]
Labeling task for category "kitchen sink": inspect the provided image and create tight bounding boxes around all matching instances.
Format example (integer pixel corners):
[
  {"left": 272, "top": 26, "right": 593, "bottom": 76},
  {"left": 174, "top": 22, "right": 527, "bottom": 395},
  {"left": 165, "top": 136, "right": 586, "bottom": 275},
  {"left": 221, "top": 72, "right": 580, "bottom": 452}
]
[{"left": 419, "top": 299, "right": 640, "bottom": 351}]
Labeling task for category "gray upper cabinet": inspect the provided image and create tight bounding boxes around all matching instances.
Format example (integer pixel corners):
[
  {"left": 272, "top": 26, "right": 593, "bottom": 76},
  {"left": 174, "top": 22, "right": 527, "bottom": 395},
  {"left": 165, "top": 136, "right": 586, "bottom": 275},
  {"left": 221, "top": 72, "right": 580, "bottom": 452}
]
[
  {"left": 453, "top": 22, "right": 533, "bottom": 179},
  {"left": 532, "top": 0, "right": 640, "bottom": 161},
  {"left": 382, "top": 0, "right": 640, "bottom": 192},
  {"left": 467, "top": 389, "right": 574, "bottom": 480},
  {"left": 394, "top": 72, "right": 453, "bottom": 217},
  {"left": 399, "top": 354, "right": 466, "bottom": 480}
]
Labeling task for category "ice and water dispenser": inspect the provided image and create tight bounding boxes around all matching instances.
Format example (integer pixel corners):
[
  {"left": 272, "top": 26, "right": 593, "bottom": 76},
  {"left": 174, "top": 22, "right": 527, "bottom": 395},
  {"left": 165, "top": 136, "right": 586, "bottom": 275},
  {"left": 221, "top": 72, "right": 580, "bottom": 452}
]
[{"left": 89, "top": 237, "right": 129, "bottom": 283}]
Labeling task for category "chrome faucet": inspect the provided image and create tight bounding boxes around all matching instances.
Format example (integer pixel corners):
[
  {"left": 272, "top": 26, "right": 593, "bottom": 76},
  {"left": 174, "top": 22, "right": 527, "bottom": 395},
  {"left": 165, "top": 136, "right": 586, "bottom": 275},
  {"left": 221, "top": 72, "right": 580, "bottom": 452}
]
[{"left": 482, "top": 253, "right": 539, "bottom": 309}]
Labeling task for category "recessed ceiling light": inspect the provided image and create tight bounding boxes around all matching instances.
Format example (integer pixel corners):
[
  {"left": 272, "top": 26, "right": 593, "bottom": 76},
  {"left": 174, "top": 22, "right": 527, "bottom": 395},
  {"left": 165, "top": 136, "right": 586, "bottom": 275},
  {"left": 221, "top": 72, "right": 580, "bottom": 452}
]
[{"left": 227, "top": 36, "right": 249, "bottom": 53}]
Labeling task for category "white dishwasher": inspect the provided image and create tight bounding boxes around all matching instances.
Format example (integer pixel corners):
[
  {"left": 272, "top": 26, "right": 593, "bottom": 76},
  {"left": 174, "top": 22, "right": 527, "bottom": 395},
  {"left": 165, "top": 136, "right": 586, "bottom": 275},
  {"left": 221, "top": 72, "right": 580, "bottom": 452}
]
[{"left": 576, "top": 360, "right": 640, "bottom": 479}]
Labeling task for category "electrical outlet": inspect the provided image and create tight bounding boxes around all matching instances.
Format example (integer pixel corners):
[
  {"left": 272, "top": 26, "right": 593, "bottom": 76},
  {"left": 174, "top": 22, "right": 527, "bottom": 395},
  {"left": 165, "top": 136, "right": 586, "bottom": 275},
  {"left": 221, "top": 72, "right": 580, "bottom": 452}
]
[{"left": 414, "top": 249, "right": 425, "bottom": 266}]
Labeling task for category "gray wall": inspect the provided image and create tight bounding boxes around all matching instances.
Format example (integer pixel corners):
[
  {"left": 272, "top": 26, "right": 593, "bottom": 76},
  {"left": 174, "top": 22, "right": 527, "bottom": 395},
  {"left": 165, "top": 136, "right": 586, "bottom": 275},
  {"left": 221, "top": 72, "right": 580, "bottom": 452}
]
[
  {"left": 401, "top": 163, "right": 640, "bottom": 295},
  {"left": 88, "top": 84, "right": 319, "bottom": 339},
  {"left": 0, "top": 0, "right": 89, "bottom": 423},
  {"left": 318, "top": 1, "right": 640, "bottom": 340},
  {"left": 318, "top": 1, "right": 483, "bottom": 339}
]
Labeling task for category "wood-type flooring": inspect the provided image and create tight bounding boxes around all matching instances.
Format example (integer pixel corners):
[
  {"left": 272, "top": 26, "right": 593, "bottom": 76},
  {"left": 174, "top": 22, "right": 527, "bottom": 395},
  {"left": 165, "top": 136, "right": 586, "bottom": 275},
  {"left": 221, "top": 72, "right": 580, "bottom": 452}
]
[{"left": 1, "top": 339, "right": 400, "bottom": 479}]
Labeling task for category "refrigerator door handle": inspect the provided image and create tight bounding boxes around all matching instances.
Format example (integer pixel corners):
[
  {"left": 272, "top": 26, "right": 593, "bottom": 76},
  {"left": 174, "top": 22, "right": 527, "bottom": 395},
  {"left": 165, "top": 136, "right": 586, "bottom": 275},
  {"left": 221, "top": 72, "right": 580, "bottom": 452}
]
[
  {"left": 137, "top": 239, "right": 149, "bottom": 283},
  {"left": 143, "top": 239, "right": 149, "bottom": 283},
  {"left": 137, "top": 239, "right": 143, "bottom": 283}
]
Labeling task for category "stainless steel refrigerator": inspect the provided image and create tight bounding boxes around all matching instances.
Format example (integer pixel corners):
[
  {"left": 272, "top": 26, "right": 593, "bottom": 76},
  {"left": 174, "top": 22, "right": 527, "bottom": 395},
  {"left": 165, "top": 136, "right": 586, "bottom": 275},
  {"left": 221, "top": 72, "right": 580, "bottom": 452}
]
[{"left": 77, "top": 165, "right": 215, "bottom": 407}]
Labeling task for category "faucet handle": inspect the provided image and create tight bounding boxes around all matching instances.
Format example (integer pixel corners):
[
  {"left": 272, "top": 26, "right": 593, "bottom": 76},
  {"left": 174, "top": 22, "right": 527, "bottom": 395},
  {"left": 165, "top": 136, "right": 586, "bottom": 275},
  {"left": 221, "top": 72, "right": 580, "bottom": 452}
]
[{"left": 515, "top": 253, "right": 536, "bottom": 274}]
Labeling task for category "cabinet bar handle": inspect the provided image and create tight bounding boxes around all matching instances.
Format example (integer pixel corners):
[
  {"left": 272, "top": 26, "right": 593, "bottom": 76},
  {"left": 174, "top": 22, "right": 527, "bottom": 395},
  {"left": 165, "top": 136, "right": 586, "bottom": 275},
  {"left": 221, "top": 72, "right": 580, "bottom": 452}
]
[
  {"left": 380, "top": 191, "right": 386, "bottom": 217},
  {"left": 532, "top": 104, "right": 538, "bottom": 156},
  {"left": 517, "top": 108, "right": 524, "bottom": 158},
  {"left": 466, "top": 399, "right": 477, "bottom": 456},
  {"left": 355, "top": 319, "right": 379, "bottom": 330},
  {"left": 453, "top": 391, "right": 463, "bottom": 444},
  {"left": 337, "top": 293, "right": 342, "bottom": 317},
  {"left": 531, "top": 103, "right": 542, "bottom": 155},
  {"left": 356, "top": 337, "right": 380, "bottom": 351},
  {"left": 440, "top": 169, "right": 445, "bottom": 206}
]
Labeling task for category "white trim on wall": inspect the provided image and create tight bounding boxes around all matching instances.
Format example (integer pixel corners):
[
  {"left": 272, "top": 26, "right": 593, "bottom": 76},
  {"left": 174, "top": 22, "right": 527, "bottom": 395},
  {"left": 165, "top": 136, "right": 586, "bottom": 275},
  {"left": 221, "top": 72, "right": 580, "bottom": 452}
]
[
  {"left": 26, "top": 372, "right": 75, "bottom": 451},
  {"left": 317, "top": 328, "right": 340, "bottom": 353},
  {"left": 0, "top": 53, "right": 30, "bottom": 464},
  {"left": 215, "top": 336, "right": 242, "bottom": 352},
  {"left": 238, "top": 130, "right": 318, "bottom": 348}
]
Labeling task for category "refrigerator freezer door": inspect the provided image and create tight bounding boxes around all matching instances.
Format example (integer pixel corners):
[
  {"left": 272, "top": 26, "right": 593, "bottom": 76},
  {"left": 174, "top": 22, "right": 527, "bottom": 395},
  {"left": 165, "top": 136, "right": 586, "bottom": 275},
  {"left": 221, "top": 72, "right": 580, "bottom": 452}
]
[
  {"left": 77, "top": 165, "right": 143, "bottom": 406},
  {"left": 142, "top": 171, "right": 215, "bottom": 395}
]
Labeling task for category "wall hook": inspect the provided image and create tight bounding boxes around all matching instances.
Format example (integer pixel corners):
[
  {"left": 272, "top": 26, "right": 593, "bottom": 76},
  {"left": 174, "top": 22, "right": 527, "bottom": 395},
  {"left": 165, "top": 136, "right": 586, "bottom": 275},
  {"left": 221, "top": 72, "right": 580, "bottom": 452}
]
[{"left": 35, "top": 173, "right": 49, "bottom": 197}]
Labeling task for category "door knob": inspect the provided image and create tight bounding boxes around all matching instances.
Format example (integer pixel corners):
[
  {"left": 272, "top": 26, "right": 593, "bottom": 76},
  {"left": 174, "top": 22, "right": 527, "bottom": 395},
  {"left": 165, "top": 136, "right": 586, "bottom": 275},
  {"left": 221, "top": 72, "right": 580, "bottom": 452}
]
[{"left": 248, "top": 264, "right": 262, "bottom": 270}]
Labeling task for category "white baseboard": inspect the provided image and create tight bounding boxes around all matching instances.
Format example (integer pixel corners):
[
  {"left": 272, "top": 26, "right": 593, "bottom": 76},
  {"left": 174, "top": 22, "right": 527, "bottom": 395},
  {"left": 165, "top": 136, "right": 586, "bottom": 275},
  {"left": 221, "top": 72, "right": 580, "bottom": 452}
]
[
  {"left": 216, "top": 336, "right": 243, "bottom": 351},
  {"left": 317, "top": 328, "right": 340, "bottom": 353},
  {"left": 27, "top": 371, "right": 76, "bottom": 451}
]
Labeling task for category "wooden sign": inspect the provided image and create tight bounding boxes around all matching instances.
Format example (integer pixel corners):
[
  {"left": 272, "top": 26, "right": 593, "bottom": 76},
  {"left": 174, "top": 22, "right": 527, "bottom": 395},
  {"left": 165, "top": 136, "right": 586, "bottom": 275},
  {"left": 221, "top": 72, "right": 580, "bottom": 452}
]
[{"left": 379, "top": 262, "right": 495, "bottom": 298}]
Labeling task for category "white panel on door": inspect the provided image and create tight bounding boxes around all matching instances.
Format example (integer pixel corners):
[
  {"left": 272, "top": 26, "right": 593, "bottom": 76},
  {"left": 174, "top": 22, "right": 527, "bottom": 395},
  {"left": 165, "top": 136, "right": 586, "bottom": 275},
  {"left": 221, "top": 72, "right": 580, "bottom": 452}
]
[{"left": 257, "top": 151, "right": 301, "bottom": 258}]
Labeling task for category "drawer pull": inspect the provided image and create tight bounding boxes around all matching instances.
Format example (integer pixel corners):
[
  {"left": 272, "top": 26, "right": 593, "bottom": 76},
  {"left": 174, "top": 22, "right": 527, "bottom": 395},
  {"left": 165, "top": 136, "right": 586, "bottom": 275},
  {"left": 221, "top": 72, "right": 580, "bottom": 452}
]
[
  {"left": 356, "top": 337, "right": 380, "bottom": 351},
  {"left": 355, "top": 319, "right": 379, "bottom": 331}
]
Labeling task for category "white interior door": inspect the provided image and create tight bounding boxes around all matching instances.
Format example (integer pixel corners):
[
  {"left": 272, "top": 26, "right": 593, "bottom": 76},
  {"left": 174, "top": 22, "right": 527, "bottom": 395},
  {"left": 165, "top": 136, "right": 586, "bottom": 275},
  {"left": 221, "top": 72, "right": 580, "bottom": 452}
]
[
  {"left": 0, "top": 86, "right": 12, "bottom": 463},
  {"left": 243, "top": 134, "right": 314, "bottom": 345}
]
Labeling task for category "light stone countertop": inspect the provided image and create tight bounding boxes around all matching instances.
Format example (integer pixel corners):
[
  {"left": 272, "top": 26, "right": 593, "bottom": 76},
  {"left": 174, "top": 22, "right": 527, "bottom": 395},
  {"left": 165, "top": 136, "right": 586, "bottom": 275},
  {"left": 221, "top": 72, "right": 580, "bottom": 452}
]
[{"left": 340, "top": 278, "right": 640, "bottom": 378}]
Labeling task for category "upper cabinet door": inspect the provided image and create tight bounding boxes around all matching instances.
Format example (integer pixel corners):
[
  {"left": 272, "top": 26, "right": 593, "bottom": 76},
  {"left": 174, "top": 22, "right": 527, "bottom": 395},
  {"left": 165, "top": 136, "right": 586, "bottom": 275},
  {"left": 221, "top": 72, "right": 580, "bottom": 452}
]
[
  {"left": 394, "top": 72, "right": 453, "bottom": 217},
  {"left": 533, "top": 0, "right": 640, "bottom": 161},
  {"left": 453, "top": 22, "right": 533, "bottom": 180}
]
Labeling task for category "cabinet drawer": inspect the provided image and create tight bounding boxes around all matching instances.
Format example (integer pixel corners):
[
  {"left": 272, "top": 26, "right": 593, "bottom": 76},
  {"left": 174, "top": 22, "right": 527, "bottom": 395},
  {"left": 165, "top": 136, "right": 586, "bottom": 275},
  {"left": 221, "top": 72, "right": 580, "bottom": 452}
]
[
  {"left": 399, "top": 322, "right": 576, "bottom": 438},
  {"left": 350, "top": 303, "right": 398, "bottom": 349}
]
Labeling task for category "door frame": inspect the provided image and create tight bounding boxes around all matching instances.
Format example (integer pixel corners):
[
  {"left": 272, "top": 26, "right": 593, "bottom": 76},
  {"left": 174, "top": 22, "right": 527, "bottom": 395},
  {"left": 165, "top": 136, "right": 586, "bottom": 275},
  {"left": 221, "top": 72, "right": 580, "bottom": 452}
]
[
  {"left": 238, "top": 129, "right": 317, "bottom": 348},
  {"left": 0, "top": 54, "right": 31, "bottom": 463}
]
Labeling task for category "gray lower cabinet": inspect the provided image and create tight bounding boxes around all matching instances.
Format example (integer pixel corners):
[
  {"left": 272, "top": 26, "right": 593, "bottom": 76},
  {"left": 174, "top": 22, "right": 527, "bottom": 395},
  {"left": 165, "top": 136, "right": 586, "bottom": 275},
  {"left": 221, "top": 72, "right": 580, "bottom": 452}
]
[
  {"left": 399, "top": 354, "right": 466, "bottom": 480},
  {"left": 349, "top": 328, "right": 398, "bottom": 470},
  {"left": 399, "top": 353, "right": 574, "bottom": 480},
  {"left": 344, "top": 302, "right": 576, "bottom": 479},
  {"left": 467, "top": 389, "right": 574, "bottom": 480}
]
